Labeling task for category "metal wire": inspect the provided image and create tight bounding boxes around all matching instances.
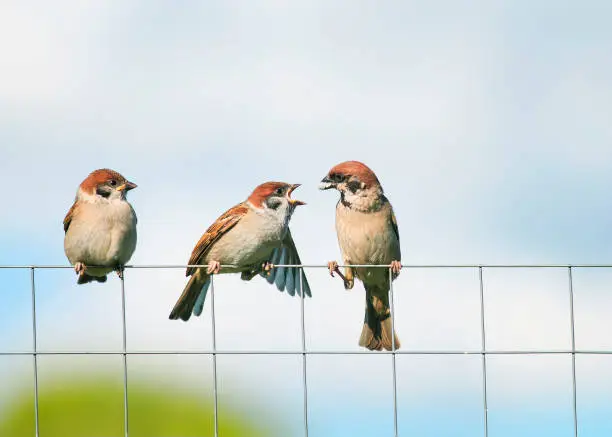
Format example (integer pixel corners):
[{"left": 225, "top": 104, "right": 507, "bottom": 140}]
[
  {"left": 299, "top": 267, "right": 309, "bottom": 437},
  {"left": 210, "top": 274, "right": 219, "bottom": 437},
  {"left": 4, "top": 263, "right": 612, "bottom": 437},
  {"left": 2, "top": 349, "right": 610, "bottom": 356},
  {"left": 568, "top": 267, "right": 578, "bottom": 437},
  {"left": 389, "top": 267, "right": 398, "bottom": 437},
  {"left": 478, "top": 267, "right": 489, "bottom": 437},
  {"left": 30, "top": 268, "right": 40, "bottom": 437},
  {"left": 4, "top": 263, "right": 612, "bottom": 269},
  {"left": 120, "top": 272, "right": 129, "bottom": 437}
]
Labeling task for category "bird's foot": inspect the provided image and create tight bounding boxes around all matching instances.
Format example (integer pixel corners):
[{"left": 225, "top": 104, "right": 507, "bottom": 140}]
[
  {"left": 115, "top": 265, "right": 125, "bottom": 280},
  {"left": 327, "top": 260, "right": 354, "bottom": 289},
  {"left": 206, "top": 260, "right": 221, "bottom": 275},
  {"left": 327, "top": 260, "right": 343, "bottom": 278},
  {"left": 390, "top": 260, "right": 402, "bottom": 277},
  {"left": 74, "top": 262, "right": 86, "bottom": 275},
  {"left": 262, "top": 261, "right": 274, "bottom": 276},
  {"left": 74, "top": 262, "right": 86, "bottom": 276}
]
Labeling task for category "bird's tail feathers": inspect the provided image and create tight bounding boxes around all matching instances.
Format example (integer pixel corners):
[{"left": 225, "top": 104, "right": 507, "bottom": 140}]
[
  {"left": 379, "top": 312, "right": 400, "bottom": 351},
  {"left": 359, "top": 289, "right": 400, "bottom": 351},
  {"left": 169, "top": 270, "right": 209, "bottom": 322},
  {"left": 193, "top": 278, "right": 212, "bottom": 317}
]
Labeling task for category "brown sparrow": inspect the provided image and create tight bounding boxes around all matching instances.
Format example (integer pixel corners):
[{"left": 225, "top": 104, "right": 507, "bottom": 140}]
[
  {"left": 63, "top": 169, "right": 138, "bottom": 284},
  {"left": 169, "top": 182, "right": 311, "bottom": 322},
  {"left": 319, "top": 161, "right": 401, "bottom": 351}
]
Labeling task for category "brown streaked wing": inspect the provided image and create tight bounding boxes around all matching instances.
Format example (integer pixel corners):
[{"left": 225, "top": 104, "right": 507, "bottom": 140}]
[
  {"left": 63, "top": 201, "right": 79, "bottom": 233},
  {"left": 186, "top": 202, "right": 249, "bottom": 276},
  {"left": 390, "top": 208, "right": 400, "bottom": 244}
]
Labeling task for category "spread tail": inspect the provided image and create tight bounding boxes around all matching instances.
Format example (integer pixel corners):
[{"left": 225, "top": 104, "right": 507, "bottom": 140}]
[
  {"left": 169, "top": 270, "right": 210, "bottom": 322},
  {"left": 359, "top": 288, "right": 400, "bottom": 351}
]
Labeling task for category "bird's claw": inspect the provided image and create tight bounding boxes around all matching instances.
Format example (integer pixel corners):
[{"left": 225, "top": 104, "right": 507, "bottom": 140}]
[
  {"left": 327, "top": 261, "right": 339, "bottom": 277},
  {"left": 390, "top": 260, "right": 402, "bottom": 276},
  {"left": 115, "top": 265, "right": 125, "bottom": 280},
  {"left": 327, "top": 260, "right": 346, "bottom": 281},
  {"left": 262, "top": 261, "right": 274, "bottom": 276},
  {"left": 74, "top": 262, "right": 86, "bottom": 276},
  {"left": 328, "top": 260, "right": 353, "bottom": 289},
  {"left": 207, "top": 260, "right": 221, "bottom": 275}
]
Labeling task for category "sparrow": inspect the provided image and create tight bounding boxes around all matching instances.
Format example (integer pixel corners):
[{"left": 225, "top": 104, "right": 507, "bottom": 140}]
[
  {"left": 169, "top": 181, "right": 311, "bottom": 322},
  {"left": 63, "top": 169, "right": 138, "bottom": 284},
  {"left": 319, "top": 161, "right": 402, "bottom": 351}
]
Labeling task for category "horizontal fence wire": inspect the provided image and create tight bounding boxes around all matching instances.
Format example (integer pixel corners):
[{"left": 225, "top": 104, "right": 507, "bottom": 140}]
[
  {"left": 3, "top": 263, "right": 612, "bottom": 437},
  {"left": 2, "top": 350, "right": 612, "bottom": 356},
  {"left": 3, "top": 264, "right": 612, "bottom": 269}
]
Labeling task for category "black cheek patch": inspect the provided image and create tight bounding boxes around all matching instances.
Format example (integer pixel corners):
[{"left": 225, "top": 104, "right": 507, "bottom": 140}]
[
  {"left": 340, "top": 193, "right": 351, "bottom": 208},
  {"left": 96, "top": 187, "right": 111, "bottom": 198},
  {"left": 346, "top": 180, "right": 362, "bottom": 193},
  {"left": 266, "top": 198, "right": 281, "bottom": 210}
]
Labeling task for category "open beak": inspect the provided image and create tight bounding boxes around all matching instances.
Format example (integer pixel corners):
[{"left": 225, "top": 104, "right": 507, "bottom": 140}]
[
  {"left": 318, "top": 176, "right": 335, "bottom": 190},
  {"left": 287, "top": 183, "right": 306, "bottom": 206},
  {"left": 116, "top": 181, "right": 138, "bottom": 192}
]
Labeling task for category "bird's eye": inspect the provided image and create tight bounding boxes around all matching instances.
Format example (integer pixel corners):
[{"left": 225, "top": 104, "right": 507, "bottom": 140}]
[
  {"left": 275, "top": 187, "right": 284, "bottom": 195},
  {"left": 109, "top": 180, "right": 117, "bottom": 186},
  {"left": 332, "top": 173, "right": 343, "bottom": 182}
]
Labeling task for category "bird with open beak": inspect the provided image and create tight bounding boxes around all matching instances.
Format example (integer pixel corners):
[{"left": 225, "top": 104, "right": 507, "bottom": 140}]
[
  {"left": 63, "top": 168, "right": 138, "bottom": 284},
  {"left": 319, "top": 161, "right": 401, "bottom": 351},
  {"left": 169, "top": 181, "right": 311, "bottom": 322}
]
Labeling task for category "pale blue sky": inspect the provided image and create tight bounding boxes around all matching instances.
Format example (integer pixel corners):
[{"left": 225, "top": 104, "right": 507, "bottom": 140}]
[{"left": 1, "top": 1, "right": 612, "bottom": 436}]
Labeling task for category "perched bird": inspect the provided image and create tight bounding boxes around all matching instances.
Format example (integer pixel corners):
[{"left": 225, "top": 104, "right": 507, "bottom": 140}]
[
  {"left": 63, "top": 169, "right": 138, "bottom": 284},
  {"left": 319, "top": 161, "right": 401, "bottom": 351},
  {"left": 169, "top": 182, "right": 311, "bottom": 322}
]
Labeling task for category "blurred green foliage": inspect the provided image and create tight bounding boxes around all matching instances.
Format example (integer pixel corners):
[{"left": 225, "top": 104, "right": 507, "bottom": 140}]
[{"left": 0, "top": 374, "right": 284, "bottom": 437}]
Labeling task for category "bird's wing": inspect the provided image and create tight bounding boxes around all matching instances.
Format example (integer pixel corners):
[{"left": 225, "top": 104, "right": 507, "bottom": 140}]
[
  {"left": 260, "top": 228, "right": 312, "bottom": 297},
  {"left": 389, "top": 208, "right": 400, "bottom": 245},
  {"left": 63, "top": 201, "right": 79, "bottom": 233},
  {"left": 186, "top": 202, "right": 249, "bottom": 276},
  {"left": 129, "top": 203, "right": 138, "bottom": 225}
]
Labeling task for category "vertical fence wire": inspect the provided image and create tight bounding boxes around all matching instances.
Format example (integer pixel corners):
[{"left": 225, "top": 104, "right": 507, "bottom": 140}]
[
  {"left": 30, "top": 267, "right": 40, "bottom": 437},
  {"left": 210, "top": 274, "right": 219, "bottom": 437},
  {"left": 299, "top": 268, "right": 309, "bottom": 437},
  {"left": 120, "top": 272, "right": 129, "bottom": 437},
  {"left": 389, "top": 267, "right": 399, "bottom": 437},
  {"left": 478, "top": 267, "right": 489, "bottom": 437},
  {"left": 568, "top": 267, "right": 578, "bottom": 437}
]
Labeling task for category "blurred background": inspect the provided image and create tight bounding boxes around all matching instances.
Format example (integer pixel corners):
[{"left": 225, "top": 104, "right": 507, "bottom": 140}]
[{"left": 1, "top": 0, "right": 612, "bottom": 436}]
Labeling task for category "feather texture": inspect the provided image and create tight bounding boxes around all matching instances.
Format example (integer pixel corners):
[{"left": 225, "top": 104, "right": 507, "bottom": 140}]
[
  {"left": 186, "top": 203, "right": 249, "bottom": 276},
  {"left": 260, "top": 229, "right": 312, "bottom": 297},
  {"left": 171, "top": 181, "right": 310, "bottom": 321}
]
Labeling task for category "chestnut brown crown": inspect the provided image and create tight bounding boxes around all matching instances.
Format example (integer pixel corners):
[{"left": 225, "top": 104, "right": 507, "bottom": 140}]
[
  {"left": 79, "top": 168, "right": 137, "bottom": 196},
  {"left": 248, "top": 181, "right": 305, "bottom": 207},
  {"left": 319, "top": 160, "right": 382, "bottom": 191}
]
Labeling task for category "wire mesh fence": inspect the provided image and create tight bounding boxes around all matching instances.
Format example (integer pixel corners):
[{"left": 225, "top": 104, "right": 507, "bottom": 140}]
[{"left": 2, "top": 263, "right": 612, "bottom": 437}]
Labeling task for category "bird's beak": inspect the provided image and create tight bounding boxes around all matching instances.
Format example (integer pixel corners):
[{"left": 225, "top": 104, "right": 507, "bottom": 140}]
[
  {"left": 318, "top": 176, "right": 335, "bottom": 190},
  {"left": 287, "top": 183, "right": 306, "bottom": 206},
  {"left": 116, "top": 181, "right": 138, "bottom": 192}
]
